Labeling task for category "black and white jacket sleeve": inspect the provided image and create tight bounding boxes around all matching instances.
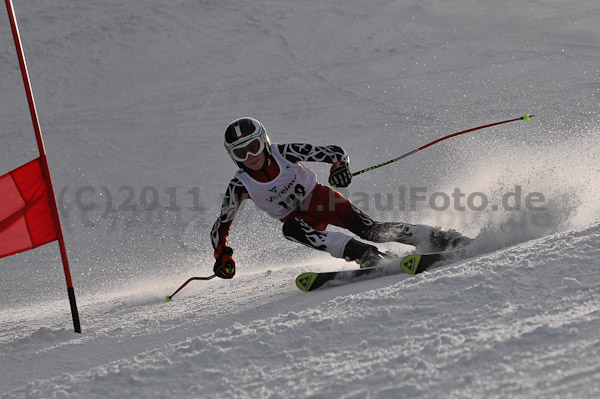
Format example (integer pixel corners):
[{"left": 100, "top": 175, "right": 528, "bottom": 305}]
[
  {"left": 210, "top": 177, "right": 248, "bottom": 249},
  {"left": 277, "top": 143, "right": 349, "bottom": 165}
]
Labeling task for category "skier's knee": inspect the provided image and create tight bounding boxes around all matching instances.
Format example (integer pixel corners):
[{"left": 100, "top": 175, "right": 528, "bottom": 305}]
[
  {"left": 282, "top": 217, "right": 304, "bottom": 241},
  {"left": 357, "top": 221, "right": 418, "bottom": 244}
]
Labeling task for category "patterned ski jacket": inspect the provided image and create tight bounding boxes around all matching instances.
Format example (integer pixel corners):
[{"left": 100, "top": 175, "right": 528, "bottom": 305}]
[{"left": 211, "top": 143, "right": 349, "bottom": 249}]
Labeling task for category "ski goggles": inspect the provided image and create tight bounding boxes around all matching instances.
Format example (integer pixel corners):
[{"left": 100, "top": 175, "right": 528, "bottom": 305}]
[{"left": 228, "top": 137, "right": 265, "bottom": 162}]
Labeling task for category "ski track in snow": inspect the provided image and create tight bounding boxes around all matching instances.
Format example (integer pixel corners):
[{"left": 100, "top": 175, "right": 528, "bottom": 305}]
[
  {"left": 3, "top": 224, "right": 600, "bottom": 398},
  {"left": 1, "top": 0, "right": 600, "bottom": 397}
]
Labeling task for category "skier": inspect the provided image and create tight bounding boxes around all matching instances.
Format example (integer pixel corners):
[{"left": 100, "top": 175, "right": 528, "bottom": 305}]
[{"left": 211, "top": 117, "right": 471, "bottom": 279}]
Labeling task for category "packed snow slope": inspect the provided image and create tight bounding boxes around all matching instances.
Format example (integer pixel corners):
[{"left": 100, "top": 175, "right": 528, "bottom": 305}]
[
  {"left": 1, "top": 0, "right": 600, "bottom": 398},
  {"left": 5, "top": 224, "right": 600, "bottom": 399}
]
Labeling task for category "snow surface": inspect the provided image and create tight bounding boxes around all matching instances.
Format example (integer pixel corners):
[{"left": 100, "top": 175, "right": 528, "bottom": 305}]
[{"left": 1, "top": 0, "right": 600, "bottom": 397}]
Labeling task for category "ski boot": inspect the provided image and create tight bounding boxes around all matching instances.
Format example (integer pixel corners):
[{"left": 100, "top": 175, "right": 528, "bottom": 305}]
[
  {"left": 429, "top": 227, "right": 473, "bottom": 252},
  {"left": 342, "top": 238, "right": 384, "bottom": 269},
  {"left": 359, "top": 248, "right": 385, "bottom": 269}
]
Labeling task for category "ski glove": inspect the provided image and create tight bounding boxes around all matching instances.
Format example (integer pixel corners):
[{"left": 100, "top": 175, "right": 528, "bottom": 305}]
[
  {"left": 328, "top": 161, "right": 352, "bottom": 188},
  {"left": 213, "top": 245, "right": 236, "bottom": 279}
]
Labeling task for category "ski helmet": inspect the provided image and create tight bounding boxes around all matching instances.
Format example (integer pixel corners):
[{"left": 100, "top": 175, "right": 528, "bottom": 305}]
[{"left": 224, "top": 117, "right": 272, "bottom": 167}]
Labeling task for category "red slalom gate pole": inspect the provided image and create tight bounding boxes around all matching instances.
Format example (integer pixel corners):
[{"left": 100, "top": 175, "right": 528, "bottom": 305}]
[
  {"left": 352, "top": 114, "right": 534, "bottom": 177},
  {"left": 5, "top": 0, "right": 81, "bottom": 333}
]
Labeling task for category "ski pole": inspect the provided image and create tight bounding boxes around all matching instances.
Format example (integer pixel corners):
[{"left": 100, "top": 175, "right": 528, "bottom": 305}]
[
  {"left": 352, "top": 114, "right": 534, "bottom": 177},
  {"left": 165, "top": 275, "right": 216, "bottom": 302}
]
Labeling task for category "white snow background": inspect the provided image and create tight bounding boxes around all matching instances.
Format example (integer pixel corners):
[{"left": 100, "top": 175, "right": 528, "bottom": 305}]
[{"left": 1, "top": 0, "right": 600, "bottom": 397}]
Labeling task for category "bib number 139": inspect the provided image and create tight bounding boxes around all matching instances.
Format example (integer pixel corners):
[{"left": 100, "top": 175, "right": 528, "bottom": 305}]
[{"left": 278, "top": 184, "right": 306, "bottom": 210}]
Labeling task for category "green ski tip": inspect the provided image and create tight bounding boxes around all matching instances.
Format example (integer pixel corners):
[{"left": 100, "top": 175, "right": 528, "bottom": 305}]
[
  {"left": 296, "top": 272, "right": 319, "bottom": 291},
  {"left": 165, "top": 296, "right": 172, "bottom": 302}
]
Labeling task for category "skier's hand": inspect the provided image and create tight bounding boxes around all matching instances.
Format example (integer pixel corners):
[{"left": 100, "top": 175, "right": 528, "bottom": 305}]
[
  {"left": 213, "top": 245, "right": 236, "bottom": 279},
  {"left": 328, "top": 161, "right": 352, "bottom": 188}
]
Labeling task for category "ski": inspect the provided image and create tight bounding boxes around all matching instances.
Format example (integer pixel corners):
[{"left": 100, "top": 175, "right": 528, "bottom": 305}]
[{"left": 295, "top": 252, "right": 449, "bottom": 292}]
